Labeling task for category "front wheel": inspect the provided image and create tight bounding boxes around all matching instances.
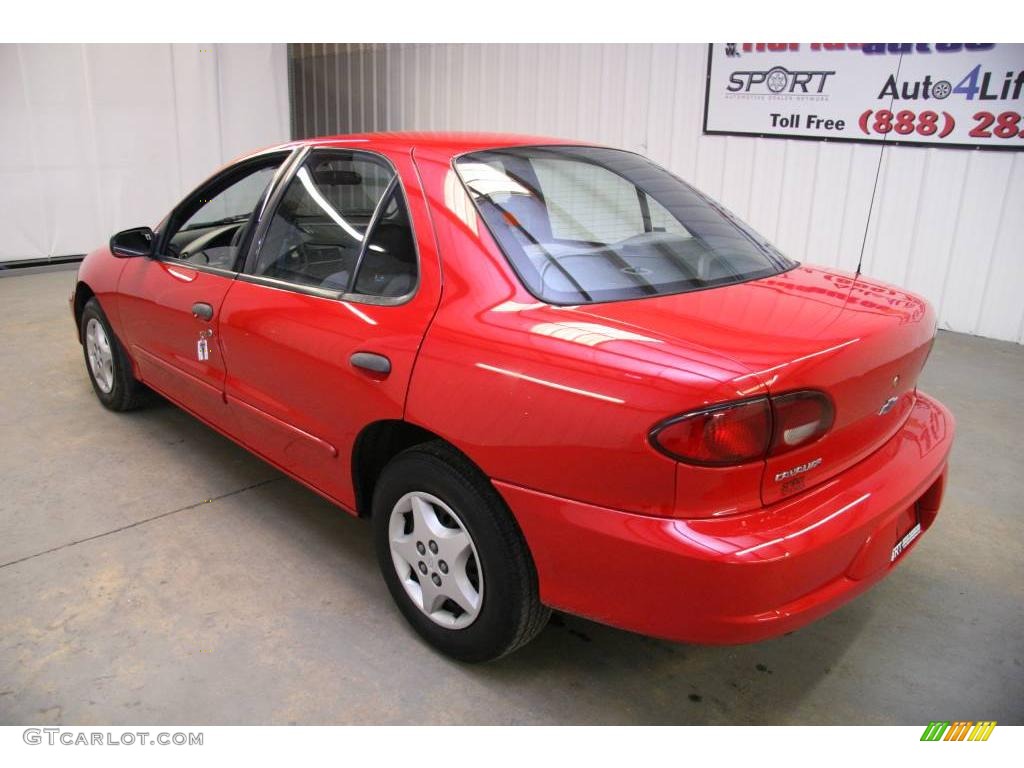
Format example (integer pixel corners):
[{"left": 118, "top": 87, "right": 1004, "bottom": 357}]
[
  {"left": 80, "top": 297, "right": 144, "bottom": 411},
  {"left": 372, "top": 441, "right": 550, "bottom": 661}
]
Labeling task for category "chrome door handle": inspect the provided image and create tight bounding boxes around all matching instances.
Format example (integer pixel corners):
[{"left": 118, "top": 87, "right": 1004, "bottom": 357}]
[
  {"left": 350, "top": 352, "right": 391, "bottom": 376},
  {"left": 192, "top": 302, "right": 214, "bottom": 321}
]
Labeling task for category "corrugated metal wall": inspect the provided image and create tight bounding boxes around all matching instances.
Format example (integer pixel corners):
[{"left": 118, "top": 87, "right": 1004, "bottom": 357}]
[{"left": 289, "top": 43, "right": 1024, "bottom": 343}]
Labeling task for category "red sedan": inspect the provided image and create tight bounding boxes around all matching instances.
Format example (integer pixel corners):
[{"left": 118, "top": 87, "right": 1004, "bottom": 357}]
[{"left": 71, "top": 133, "right": 954, "bottom": 661}]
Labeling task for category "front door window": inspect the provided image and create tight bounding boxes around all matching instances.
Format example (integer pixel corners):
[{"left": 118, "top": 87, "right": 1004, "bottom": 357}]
[{"left": 161, "top": 156, "right": 287, "bottom": 271}]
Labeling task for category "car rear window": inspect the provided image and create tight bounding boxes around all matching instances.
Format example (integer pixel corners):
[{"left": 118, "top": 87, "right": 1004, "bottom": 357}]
[{"left": 454, "top": 146, "right": 795, "bottom": 305}]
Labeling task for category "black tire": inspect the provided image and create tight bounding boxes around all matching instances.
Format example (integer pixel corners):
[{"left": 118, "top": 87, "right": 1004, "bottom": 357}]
[
  {"left": 79, "top": 297, "right": 144, "bottom": 412},
  {"left": 372, "top": 441, "right": 550, "bottom": 661}
]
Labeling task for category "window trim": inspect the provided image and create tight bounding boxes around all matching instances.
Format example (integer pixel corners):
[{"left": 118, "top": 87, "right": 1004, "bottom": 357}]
[
  {"left": 346, "top": 175, "right": 399, "bottom": 294},
  {"left": 239, "top": 147, "right": 420, "bottom": 307},
  {"left": 152, "top": 147, "right": 300, "bottom": 278},
  {"left": 451, "top": 144, "right": 797, "bottom": 307}
]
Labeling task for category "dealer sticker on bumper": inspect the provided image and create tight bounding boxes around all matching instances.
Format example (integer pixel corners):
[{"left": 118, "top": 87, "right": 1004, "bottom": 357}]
[{"left": 891, "top": 522, "right": 922, "bottom": 562}]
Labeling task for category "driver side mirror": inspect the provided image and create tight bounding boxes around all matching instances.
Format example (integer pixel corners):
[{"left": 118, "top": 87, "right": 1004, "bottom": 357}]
[{"left": 110, "top": 226, "right": 154, "bottom": 258}]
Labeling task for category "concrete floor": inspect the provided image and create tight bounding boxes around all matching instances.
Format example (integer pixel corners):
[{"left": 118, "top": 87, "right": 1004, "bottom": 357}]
[{"left": 1, "top": 267, "right": 1021, "bottom": 725}]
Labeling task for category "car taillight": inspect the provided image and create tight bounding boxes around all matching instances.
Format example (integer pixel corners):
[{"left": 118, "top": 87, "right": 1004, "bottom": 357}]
[
  {"left": 649, "top": 398, "right": 771, "bottom": 466},
  {"left": 650, "top": 390, "right": 833, "bottom": 466},
  {"left": 769, "top": 390, "right": 834, "bottom": 456}
]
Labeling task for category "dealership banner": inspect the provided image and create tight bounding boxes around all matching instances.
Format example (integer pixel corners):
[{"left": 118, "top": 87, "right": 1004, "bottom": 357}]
[{"left": 704, "top": 43, "right": 1024, "bottom": 150}]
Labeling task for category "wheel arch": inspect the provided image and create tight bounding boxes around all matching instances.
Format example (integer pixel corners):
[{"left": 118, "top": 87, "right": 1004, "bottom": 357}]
[
  {"left": 72, "top": 281, "right": 96, "bottom": 342},
  {"left": 352, "top": 419, "right": 457, "bottom": 517}
]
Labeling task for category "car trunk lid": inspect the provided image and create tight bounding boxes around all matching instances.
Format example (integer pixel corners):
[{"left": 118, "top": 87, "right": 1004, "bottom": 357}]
[{"left": 566, "top": 265, "right": 937, "bottom": 505}]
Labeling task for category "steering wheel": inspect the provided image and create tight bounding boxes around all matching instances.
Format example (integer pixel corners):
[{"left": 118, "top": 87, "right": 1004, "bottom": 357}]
[{"left": 178, "top": 223, "right": 242, "bottom": 265}]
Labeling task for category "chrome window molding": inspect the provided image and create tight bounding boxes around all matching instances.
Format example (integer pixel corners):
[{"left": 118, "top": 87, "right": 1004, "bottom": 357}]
[{"left": 236, "top": 271, "right": 417, "bottom": 307}]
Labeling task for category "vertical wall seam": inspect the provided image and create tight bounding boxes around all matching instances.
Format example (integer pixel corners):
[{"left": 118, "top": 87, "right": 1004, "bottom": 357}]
[
  {"left": 360, "top": 44, "right": 368, "bottom": 132},
  {"left": 332, "top": 43, "right": 341, "bottom": 133},
  {"left": 463, "top": 45, "right": 473, "bottom": 131},
  {"left": 374, "top": 44, "right": 382, "bottom": 131},
  {"left": 666, "top": 45, "right": 681, "bottom": 173},
  {"left": 573, "top": 45, "right": 586, "bottom": 140},
  {"left": 620, "top": 45, "right": 632, "bottom": 150},
  {"left": 834, "top": 146, "right": 856, "bottom": 268},
  {"left": 972, "top": 153, "right": 1015, "bottom": 334},
  {"left": 663, "top": 44, "right": 679, "bottom": 165},
  {"left": 688, "top": 46, "right": 701, "bottom": 181},
  {"left": 773, "top": 141, "right": 789, "bottom": 243},
  {"left": 1016, "top": 275, "right": 1024, "bottom": 344},
  {"left": 321, "top": 42, "right": 329, "bottom": 133},
  {"left": 744, "top": 138, "right": 758, "bottom": 221},
  {"left": 718, "top": 137, "right": 728, "bottom": 203},
  {"left": 287, "top": 43, "right": 298, "bottom": 138},
  {"left": 167, "top": 45, "right": 185, "bottom": 197},
  {"left": 213, "top": 44, "right": 226, "bottom": 162},
  {"left": 348, "top": 42, "right": 356, "bottom": 131},
  {"left": 15, "top": 45, "right": 52, "bottom": 256},
  {"left": 535, "top": 45, "right": 545, "bottom": 136},
  {"left": 864, "top": 146, "right": 891, "bottom": 275},
  {"left": 902, "top": 149, "right": 932, "bottom": 288},
  {"left": 801, "top": 142, "right": 822, "bottom": 261},
  {"left": 77, "top": 46, "right": 106, "bottom": 238},
  {"left": 934, "top": 156, "right": 972, "bottom": 328}
]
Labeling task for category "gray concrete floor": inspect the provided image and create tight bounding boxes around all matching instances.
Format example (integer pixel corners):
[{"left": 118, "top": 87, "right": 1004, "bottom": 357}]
[{"left": 1, "top": 267, "right": 1021, "bottom": 725}]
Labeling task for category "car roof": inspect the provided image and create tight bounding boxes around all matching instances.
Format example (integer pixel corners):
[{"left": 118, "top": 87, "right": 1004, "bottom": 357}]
[{"left": 256, "top": 131, "right": 591, "bottom": 161}]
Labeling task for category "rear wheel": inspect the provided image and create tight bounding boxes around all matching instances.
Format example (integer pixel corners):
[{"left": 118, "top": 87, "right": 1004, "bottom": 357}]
[
  {"left": 372, "top": 441, "right": 550, "bottom": 661},
  {"left": 80, "top": 298, "right": 144, "bottom": 411}
]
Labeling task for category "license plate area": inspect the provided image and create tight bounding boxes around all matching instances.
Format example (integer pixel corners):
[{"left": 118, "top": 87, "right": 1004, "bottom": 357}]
[
  {"left": 849, "top": 496, "right": 931, "bottom": 580},
  {"left": 891, "top": 518, "right": 922, "bottom": 563}
]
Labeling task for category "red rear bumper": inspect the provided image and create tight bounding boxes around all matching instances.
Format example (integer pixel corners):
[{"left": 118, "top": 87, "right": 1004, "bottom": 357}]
[{"left": 496, "top": 391, "right": 954, "bottom": 644}]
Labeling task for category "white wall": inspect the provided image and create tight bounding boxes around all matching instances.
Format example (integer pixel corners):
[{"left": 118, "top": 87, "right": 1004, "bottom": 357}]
[
  {"left": 326, "top": 43, "right": 1024, "bottom": 343},
  {"left": 0, "top": 43, "right": 289, "bottom": 263}
]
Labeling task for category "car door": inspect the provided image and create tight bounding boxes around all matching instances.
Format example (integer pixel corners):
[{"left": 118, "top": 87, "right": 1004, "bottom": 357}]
[
  {"left": 218, "top": 147, "right": 442, "bottom": 511},
  {"left": 117, "top": 149, "right": 296, "bottom": 429}
]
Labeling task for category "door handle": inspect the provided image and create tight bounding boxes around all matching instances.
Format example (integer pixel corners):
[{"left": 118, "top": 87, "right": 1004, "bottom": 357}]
[
  {"left": 350, "top": 352, "right": 391, "bottom": 376},
  {"left": 191, "top": 302, "right": 214, "bottom": 321}
]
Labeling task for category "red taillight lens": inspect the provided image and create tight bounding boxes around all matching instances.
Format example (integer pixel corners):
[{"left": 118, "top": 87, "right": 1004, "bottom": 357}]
[
  {"left": 650, "top": 398, "right": 771, "bottom": 466},
  {"left": 650, "top": 390, "right": 834, "bottom": 466},
  {"left": 769, "top": 391, "right": 834, "bottom": 455}
]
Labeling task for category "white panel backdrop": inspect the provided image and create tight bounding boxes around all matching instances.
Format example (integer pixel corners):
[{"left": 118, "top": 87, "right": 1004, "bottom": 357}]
[
  {"left": 0, "top": 43, "right": 289, "bottom": 263},
  {"left": 308, "top": 43, "right": 1023, "bottom": 343}
]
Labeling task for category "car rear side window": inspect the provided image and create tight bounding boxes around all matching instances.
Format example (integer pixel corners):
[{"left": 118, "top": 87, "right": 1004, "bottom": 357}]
[
  {"left": 251, "top": 150, "right": 417, "bottom": 298},
  {"left": 455, "top": 146, "right": 794, "bottom": 305}
]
